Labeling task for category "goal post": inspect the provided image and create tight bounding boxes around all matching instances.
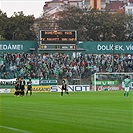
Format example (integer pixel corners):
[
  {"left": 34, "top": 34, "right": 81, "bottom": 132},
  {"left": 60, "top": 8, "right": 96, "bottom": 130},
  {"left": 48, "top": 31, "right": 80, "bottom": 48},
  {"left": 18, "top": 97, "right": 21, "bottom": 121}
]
[{"left": 92, "top": 73, "right": 133, "bottom": 91}]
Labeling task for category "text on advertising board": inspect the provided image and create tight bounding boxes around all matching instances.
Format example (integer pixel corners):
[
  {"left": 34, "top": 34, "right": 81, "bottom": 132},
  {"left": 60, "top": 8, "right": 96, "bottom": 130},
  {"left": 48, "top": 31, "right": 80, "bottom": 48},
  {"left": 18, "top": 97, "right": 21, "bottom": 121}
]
[{"left": 50, "top": 85, "right": 90, "bottom": 92}]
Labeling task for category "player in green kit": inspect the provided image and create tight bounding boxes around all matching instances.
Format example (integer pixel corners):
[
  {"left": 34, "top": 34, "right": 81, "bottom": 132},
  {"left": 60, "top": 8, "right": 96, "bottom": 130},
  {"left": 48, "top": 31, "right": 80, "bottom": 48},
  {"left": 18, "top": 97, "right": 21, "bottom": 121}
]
[{"left": 123, "top": 75, "right": 131, "bottom": 97}]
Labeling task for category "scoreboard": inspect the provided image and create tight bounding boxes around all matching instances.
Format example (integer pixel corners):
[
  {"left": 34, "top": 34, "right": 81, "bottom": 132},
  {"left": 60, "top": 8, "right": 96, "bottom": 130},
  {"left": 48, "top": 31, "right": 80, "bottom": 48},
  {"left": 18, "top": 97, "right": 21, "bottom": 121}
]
[{"left": 39, "top": 30, "right": 77, "bottom": 44}]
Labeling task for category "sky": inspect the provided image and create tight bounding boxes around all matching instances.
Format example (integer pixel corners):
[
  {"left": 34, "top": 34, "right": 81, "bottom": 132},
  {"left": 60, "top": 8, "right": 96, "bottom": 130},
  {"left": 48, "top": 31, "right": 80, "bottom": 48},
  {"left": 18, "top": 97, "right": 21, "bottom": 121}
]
[{"left": 0, "top": 0, "right": 49, "bottom": 18}]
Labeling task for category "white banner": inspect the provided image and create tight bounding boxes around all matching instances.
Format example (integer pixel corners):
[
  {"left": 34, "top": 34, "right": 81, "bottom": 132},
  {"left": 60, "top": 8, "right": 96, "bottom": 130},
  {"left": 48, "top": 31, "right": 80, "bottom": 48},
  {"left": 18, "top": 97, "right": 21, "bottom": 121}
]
[
  {"left": 25, "top": 79, "right": 39, "bottom": 85},
  {"left": 0, "top": 89, "right": 10, "bottom": 93},
  {"left": 97, "top": 86, "right": 120, "bottom": 91},
  {"left": 0, "top": 78, "right": 39, "bottom": 85},
  {"left": 0, "top": 78, "right": 16, "bottom": 85},
  {"left": 50, "top": 85, "right": 90, "bottom": 92}
]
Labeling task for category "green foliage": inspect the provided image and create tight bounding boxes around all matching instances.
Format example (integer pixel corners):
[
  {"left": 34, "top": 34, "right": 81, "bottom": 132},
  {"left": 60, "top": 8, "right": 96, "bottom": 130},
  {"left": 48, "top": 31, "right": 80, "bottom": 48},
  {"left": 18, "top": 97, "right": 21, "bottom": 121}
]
[
  {"left": 0, "top": 10, "right": 36, "bottom": 40},
  {"left": 0, "top": 91, "right": 132, "bottom": 133},
  {"left": 0, "top": 10, "right": 8, "bottom": 40},
  {"left": 0, "top": 8, "right": 132, "bottom": 41},
  {"left": 57, "top": 7, "right": 133, "bottom": 41},
  {"left": 36, "top": 17, "right": 57, "bottom": 30}
]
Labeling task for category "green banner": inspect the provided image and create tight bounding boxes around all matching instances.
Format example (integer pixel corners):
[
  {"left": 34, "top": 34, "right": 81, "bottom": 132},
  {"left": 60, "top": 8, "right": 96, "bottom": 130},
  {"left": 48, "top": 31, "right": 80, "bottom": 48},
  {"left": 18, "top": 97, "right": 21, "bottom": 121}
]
[
  {"left": 92, "top": 80, "right": 118, "bottom": 86},
  {"left": 0, "top": 40, "right": 36, "bottom": 53},
  {"left": 77, "top": 41, "right": 133, "bottom": 54}
]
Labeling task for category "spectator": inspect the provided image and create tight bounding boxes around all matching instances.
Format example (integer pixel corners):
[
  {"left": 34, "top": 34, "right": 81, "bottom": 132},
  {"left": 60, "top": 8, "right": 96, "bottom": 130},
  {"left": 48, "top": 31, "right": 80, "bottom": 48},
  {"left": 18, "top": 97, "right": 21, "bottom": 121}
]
[{"left": 0, "top": 52, "right": 132, "bottom": 85}]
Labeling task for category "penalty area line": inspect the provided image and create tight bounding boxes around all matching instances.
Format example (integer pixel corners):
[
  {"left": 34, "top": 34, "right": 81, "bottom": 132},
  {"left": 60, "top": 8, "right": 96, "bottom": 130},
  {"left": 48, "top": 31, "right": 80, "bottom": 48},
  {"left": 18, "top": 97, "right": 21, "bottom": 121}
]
[{"left": 0, "top": 125, "right": 31, "bottom": 133}]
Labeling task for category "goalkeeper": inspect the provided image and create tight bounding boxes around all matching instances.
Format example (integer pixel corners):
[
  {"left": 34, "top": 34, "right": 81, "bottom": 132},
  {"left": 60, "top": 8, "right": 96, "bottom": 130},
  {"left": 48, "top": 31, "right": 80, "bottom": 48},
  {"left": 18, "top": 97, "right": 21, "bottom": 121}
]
[{"left": 123, "top": 75, "right": 131, "bottom": 97}]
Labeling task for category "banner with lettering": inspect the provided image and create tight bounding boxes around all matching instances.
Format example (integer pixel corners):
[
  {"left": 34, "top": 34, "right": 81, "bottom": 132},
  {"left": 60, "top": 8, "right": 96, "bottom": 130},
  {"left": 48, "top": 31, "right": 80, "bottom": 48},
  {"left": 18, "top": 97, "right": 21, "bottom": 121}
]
[
  {"left": 92, "top": 80, "right": 118, "bottom": 86},
  {"left": 77, "top": 41, "right": 133, "bottom": 54},
  {"left": 0, "top": 41, "right": 36, "bottom": 53},
  {"left": 50, "top": 85, "right": 90, "bottom": 92},
  {"left": 40, "top": 79, "right": 57, "bottom": 85},
  {"left": 0, "top": 78, "right": 39, "bottom": 86}
]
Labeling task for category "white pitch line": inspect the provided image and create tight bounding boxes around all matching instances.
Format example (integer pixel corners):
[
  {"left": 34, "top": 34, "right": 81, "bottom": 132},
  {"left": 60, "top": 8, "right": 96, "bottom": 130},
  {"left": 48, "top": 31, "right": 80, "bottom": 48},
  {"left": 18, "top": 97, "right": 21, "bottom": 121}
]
[{"left": 0, "top": 125, "right": 31, "bottom": 133}]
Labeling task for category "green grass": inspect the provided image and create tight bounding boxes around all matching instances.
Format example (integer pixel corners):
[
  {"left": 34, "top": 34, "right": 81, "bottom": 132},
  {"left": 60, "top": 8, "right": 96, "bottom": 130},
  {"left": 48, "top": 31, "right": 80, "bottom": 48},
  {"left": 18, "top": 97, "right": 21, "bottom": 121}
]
[{"left": 0, "top": 91, "right": 132, "bottom": 133}]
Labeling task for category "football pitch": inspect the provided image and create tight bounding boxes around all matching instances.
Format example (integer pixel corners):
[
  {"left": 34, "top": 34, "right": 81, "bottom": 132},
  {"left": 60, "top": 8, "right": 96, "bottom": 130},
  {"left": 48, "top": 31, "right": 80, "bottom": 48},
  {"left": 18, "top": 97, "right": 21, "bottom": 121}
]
[{"left": 0, "top": 91, "right": 132, "bottom": 133}]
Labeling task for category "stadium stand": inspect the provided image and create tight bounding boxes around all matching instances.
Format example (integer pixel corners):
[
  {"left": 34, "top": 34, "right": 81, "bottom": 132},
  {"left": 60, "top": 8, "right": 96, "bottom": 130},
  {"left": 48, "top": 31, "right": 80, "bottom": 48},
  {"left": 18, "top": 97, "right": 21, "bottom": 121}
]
[{"left": 0, "top": 53, "right": 133, "bottom": 84}]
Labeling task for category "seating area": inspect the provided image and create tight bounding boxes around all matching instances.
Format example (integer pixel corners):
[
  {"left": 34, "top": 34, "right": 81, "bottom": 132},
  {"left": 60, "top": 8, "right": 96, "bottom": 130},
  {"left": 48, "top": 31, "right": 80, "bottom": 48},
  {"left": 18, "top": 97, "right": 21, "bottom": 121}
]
[{"left": 0, "top": 53, "right": 133, "bottom": 84}]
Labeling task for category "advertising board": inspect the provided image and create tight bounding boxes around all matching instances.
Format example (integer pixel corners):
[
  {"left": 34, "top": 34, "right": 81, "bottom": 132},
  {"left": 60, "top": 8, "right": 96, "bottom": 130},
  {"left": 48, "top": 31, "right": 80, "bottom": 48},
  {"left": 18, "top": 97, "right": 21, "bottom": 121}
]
[{"left": 50, "top": 85, "right": 90, "bottom": 92}]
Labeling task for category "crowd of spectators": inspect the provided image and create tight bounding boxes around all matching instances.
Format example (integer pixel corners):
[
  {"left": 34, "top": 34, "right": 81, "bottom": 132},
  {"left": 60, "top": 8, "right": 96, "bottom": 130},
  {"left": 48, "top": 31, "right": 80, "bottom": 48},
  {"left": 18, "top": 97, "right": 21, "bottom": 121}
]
[{"left": 0, "top": 52, "right": 133, "bottom": 83}]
